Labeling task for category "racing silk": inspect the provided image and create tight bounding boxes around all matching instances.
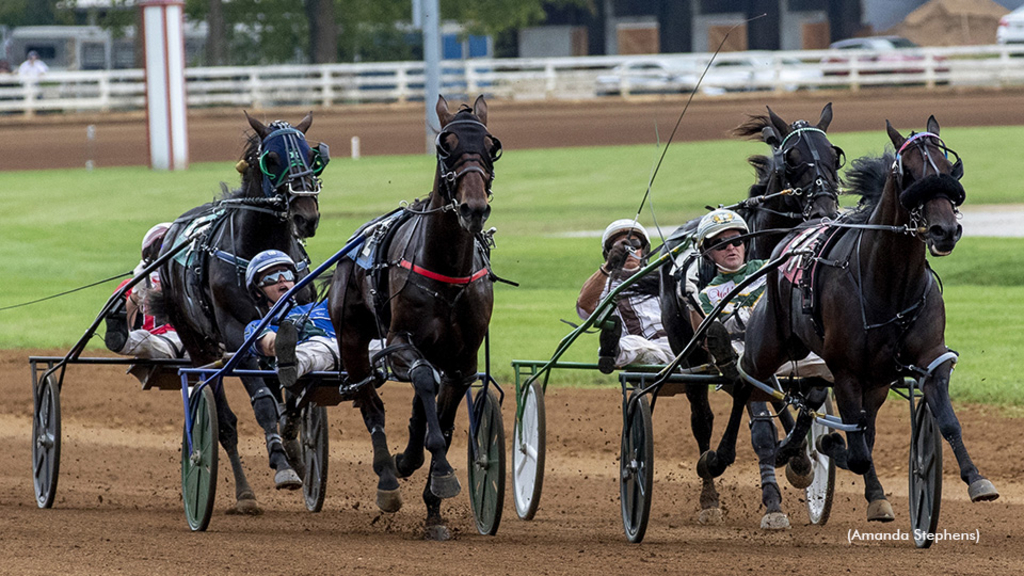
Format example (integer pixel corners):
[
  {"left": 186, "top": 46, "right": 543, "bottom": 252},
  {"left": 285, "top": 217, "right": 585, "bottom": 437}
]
[
  {"left": 582, "top": 268, "right": 666, "bottom": 341},
  {"left": 115, "top": 276, "right": 175, "bottom": 336},
  {"left": 244, "top": 301, "right": 335, "bottom": 357},
  {"left": 699, "top": 259, "right": 768, "bottom": 333}
]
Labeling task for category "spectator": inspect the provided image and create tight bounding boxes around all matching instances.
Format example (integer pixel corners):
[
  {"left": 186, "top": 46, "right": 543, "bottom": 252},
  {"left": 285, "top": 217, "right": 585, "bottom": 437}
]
[{"left": 17, "top": 51, "right": 48, "bottom": 78}]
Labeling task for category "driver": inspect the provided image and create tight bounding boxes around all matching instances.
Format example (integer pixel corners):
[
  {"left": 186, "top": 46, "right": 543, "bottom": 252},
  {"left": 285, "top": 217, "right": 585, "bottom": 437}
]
[{"left": 577, "top": 219, "right": 674, "bottom": 374}]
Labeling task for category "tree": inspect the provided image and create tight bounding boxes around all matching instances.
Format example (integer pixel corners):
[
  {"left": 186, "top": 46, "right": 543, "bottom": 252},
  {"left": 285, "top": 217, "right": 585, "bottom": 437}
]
[{"left": 306, "top": 0, "right": 337, "bottom": 64}]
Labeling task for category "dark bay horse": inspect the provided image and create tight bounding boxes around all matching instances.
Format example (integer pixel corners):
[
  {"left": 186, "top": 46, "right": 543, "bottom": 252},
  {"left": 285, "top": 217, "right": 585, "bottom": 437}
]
[
  {"left": 329, "top": 96, "right": 500, "bottom": 538},
  {"left": 157, "top": 113, "right": 323, "bottom": 513},
  {"left": 658, "top": 104, "right": 842, "bottom": 528},
  {"left": 736, "top": 116, "right": 998, "bottom": 523}
]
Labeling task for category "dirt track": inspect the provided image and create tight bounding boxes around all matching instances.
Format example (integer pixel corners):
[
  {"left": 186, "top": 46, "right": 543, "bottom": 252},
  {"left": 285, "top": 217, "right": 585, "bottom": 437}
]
[
  {"left": 3, "top": 91, "right": 1024, "bottom": 574},
  {"left": 3, "top": 88, "right": 1024, "bottom": 170},
  {"left": 2, "top": 349, "right": 1023, "bottom": 575}
]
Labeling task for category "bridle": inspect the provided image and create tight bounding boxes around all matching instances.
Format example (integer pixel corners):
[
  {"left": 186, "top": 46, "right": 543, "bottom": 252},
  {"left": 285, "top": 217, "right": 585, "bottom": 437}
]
[
  {"left": 434, "top": 117, "right": 502, "bottom": 206},
  {"left": 891, "top": 132, "right": 965, "bottom": 238},
  {"left": 255, "top": 122, "right": 329, "bottom": 216},
  {"left": 774, "top": 123, "right": 843, "bottom": 219}
]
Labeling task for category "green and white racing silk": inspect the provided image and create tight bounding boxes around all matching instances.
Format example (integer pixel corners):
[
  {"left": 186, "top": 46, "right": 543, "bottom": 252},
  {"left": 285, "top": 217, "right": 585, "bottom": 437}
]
[{"left": 698, "top": 259, "right": 767, "bottom": 332}]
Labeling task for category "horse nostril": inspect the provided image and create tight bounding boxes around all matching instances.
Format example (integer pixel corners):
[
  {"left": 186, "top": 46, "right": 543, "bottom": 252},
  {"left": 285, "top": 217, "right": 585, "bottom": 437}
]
[
  {"left": 954, "top": 224, "right": 963, "bottom": 242},
  {"left": 929, "top": 224, "right": 947, "bottom": 239}
]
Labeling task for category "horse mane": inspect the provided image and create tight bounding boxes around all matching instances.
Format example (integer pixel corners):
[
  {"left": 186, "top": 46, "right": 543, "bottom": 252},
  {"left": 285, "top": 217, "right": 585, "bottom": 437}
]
[
  {"left": 216, "top": 132, "right": 263, "bottom": 201},
  {"left": 732, "top": 114, "right": 772, "bottom": 141},
  {"left": 746, "top": 154, "right": 772, "bottom": 190},
  {"left": 842, "top": 151, "right": 894, "bottom": 224}
]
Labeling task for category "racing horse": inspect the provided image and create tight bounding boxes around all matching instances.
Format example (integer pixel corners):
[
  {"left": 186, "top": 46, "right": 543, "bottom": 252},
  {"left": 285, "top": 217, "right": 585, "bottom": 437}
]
[
  {"left": 730, "top": 116, "right": 999, "bottom": 523},
  {"left": 657, "top": 103, "right": 842, "bottom": 529},
  {"left": 329, "top": 95, "right": 499, "bottom": 538},
  {"left": 156, "top": 112, "right": 324, "bottom": 514}
]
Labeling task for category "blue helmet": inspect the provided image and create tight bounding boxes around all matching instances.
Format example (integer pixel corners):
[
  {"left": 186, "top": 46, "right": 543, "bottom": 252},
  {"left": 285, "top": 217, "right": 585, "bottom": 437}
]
[{"left": 245, "top": 250, "right": 297, "bottom": 296}]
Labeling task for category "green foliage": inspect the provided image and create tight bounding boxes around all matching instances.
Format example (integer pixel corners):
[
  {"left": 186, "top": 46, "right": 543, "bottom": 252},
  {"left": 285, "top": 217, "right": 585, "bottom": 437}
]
[
  {"left": 0, "top": 0, "right": 74, "bottom": 27},
  {"left": 3, "top": 124, "right": 1024, "bottom": 405}
]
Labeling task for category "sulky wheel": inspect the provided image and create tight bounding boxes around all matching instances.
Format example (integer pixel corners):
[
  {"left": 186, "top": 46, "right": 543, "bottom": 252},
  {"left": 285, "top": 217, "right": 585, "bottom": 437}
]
[
  {"left": 804, "top": 393, "right": 836, "bottom": 526},
  {"left": 909, "top": 399, "right": 943, "bottom": 549},
  {"left": 32, "top": 374, "right": 61, "bottom": 509},
  {"left": 181, "top": 385, "right": 219, "bottom": 532},
  {"left": 301, "top": 404, "right": 329, "bottom": 513},
  {"left": 512, "top": 380, "right": 545, "bottom": 521},
  {"left": 619, "top": 393, "right": 653, "bottom": 544},
  {"left": 467, "top": 387, "right": 505, "bottom": 536}
]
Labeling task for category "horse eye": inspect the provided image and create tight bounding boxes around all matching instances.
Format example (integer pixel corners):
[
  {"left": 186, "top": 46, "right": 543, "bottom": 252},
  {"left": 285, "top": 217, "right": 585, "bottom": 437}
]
[
  {"left": 833, "top": 146, "right": 846, "bottom": 169},
  {"left": 488, "top": 136, "right": 503, "bottom": 162}
]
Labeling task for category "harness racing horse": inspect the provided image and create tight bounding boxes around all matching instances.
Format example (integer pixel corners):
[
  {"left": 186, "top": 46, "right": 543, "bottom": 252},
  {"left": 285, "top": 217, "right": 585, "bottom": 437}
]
[
  {"left": 658, "top": 104, "right": 842, "bottom": 529},
  {"left": 329, "top": 96, "right": 500, "bottom": 538},
  {"left": 157, "top": 113, "right": 324, "bottom": 514},
  {"left": 735, "top": 116, "right": 999, "bottom": 523}
]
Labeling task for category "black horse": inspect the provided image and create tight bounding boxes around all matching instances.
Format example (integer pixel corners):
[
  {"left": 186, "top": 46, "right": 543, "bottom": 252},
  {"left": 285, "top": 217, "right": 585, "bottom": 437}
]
[
  {"left": 157, "top": 112, "right": 323, "bottom": 514},
  {"left": 329, "top": 96, "right": 500, "bottom": 538},
  {"left": 657, "top": 104, "right": 842, "bottom": 528},
  {"left": 734, "top": 116, "right": 999, "bottom": 523}
]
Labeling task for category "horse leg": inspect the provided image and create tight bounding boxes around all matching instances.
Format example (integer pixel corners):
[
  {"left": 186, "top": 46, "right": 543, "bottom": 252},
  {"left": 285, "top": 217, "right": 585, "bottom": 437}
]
[
  {"left": 353, "top": 386, "right": 402, "bottom": 513},
  {"left": 421, "top": 376, "right": 472, "bottom": 540},
  {"left": 686, "top": 386, "right": 721, "bottom": 525},
  {"left": 921, "top": 360, "right": 999, "bottom": 502},
  {"left": 213, "top": 383, "right": 261, "bottom": 515},
  {"left": 404, "top": 360, "right": 459, "bottom": 500},
  {"left": 239, "top": 373, "right": 301, "bottom": 490},
  {"left": 748, "top": 401, "right": 789, "bottom": 530},
  {"left": 698, "top": 384, "right": 752, "bottom": 479},
  {"left": 777, "top": 384, "right": 828, "bottom": 488},
  {"left": 831, "top": 375, "right": 872, "bottom": 476},
  {"left": 394, "top": 393, "right": 427, "bottom": 478},
  {"left": 860, "top": 391, "right": 894, "bottom": 522}
]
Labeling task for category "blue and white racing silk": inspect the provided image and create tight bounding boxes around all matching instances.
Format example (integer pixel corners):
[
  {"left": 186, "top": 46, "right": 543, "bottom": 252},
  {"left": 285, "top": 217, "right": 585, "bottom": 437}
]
[{"left": 244, "top": 301, "right": 335, "bottom": 357}]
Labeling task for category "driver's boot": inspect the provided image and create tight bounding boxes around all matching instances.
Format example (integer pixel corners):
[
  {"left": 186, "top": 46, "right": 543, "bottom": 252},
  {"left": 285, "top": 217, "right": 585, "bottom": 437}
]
[
  {"left": 275, "top": 319, "right": 299, "bottom": 390},
  {"left": 598, "top": 315, "right": 621, "bottom": 374},
  {"left": 104, "top": 307, "right": 129, "bottom": 353},
  {"left": 705, "top": 321, "right": 740, "bottom": 382}
]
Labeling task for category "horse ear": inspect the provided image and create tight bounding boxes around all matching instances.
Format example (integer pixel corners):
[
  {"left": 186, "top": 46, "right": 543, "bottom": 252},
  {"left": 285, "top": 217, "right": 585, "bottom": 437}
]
[
  {"left": 886, "top": 120, "right": 905, "bottom": 149},
  {"left": 926, "top": 115, "right": 940, "bottom": 136},
  {"left": 473, "top": 95, "right": 488, "bottom": 126},
  {"left": 245, "top": 110, "right": 267, "bottom": 139},
  {"left": 295, "top": 111, "right": 313, "bottom": 134},
  {"left": 436, "top": 95, "right": 452, "bottom": 128},
  {"left": 761, "top": 126, "right": 781, "bottom": 147},
  {"left": 816, "top": 102, "right": 833, "bottom": 132},
  {"left": 767, "top": 106, "right": 789, "bottom": 138}
]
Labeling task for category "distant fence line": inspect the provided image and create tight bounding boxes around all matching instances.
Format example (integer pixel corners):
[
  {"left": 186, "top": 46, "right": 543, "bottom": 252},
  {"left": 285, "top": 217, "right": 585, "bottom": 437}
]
[{"left": 2, "top": 45, "right": 1024, "bottom": 117}]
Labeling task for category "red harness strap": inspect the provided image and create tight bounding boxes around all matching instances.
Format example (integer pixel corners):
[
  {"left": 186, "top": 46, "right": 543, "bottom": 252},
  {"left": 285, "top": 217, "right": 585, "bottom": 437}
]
[{"left": 399, "top": 259, "right": 488, "bottom": 285}]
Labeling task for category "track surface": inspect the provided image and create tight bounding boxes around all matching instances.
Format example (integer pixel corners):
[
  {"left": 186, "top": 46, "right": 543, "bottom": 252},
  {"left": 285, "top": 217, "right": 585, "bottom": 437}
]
[
  {"left": 3, "top": 88, "right": 1024, "bottom": 170},
  {"left": 4, "top": 91, "right": 1024, "bottom": 574},
  {"left": 3, "top": 349, "right": 1023, "bottom": 575}
]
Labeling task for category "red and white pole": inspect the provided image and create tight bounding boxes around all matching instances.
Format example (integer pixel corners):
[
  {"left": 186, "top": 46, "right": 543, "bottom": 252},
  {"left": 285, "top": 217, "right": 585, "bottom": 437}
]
[{"left": 141, "top": 0, "right": 188, "bottom": 170}]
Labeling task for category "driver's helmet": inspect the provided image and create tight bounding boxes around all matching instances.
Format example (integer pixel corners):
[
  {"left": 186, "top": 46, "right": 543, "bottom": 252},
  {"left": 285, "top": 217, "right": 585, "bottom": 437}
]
[
  {"left": 141, "top": 222, "right": 172, "bottom": 259},
  {"left": 601, "top": 219, "right": 650, "bottom": 259},
  {"left": 245, "top": 250, "right": 297, "bottom": 299},
  {"left": 696, "top": 209, "right": 748, "bottom": 249}
]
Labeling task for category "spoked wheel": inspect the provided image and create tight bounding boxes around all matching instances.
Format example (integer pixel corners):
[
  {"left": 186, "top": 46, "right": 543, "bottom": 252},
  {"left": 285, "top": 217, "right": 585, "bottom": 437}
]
[
  {"left": 805, "top": 393, "right": 836, "bottom": 525},
  {"left": 909, "top": 399, "right": 943, "bottom": 548},
  {"left": 301, "top": 404, "right": 329, "bottom": 513},
  {"left": 467, "top": 388, "right": 505, "bottom": 536},
  {"left": 512, "top": 381, "right": 545, "bottom": 521},
  {"left": 32, "top": 374, "right": 61, "bottom": 509},
  {"left": 181, "top": 385, "right": 218, "bottom": 532},
  {"left": 620, "top": 393, "right": 653, "bottom": 543}
]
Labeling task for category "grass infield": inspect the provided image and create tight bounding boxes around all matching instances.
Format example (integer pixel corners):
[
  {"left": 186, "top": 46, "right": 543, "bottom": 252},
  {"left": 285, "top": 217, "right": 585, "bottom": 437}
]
[{"left": 2, "top": 126, "right": 1022, "bottom": 404}]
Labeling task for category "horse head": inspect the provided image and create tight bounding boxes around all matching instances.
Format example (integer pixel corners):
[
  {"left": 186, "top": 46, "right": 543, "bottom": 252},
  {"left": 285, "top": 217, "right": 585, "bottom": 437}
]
[
  {"left": 886, "top": 116, "right": 964, "bottom": 257},
  {"left": 434, "top": 95, "right": 501, "bottom": 234},
  {"left": 760, "top": 103, "right": 843, "bottom": 220},
  {"left": 244, "top": 111, "right": 325, "bottom": 239}
]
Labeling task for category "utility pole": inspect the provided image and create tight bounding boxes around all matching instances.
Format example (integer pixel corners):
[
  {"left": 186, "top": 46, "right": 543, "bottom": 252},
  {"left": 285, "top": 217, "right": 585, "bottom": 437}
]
[{"left": 421, "top": 0, "right": 441, "bottom": 153}]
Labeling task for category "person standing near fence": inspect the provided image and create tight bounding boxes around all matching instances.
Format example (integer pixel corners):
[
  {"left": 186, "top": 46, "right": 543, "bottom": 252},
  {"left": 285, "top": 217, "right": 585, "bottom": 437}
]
[{"left": 17, "top": 51, "right": 48, "bottom": 78}]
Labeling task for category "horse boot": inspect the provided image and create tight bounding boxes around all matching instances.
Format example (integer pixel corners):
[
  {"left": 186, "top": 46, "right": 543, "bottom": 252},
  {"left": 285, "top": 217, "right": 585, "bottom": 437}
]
[
  {"left": 279, "top": 410, "right": 305, "bottom": 480},
  {"left": 705, "top": 321, "right": 740, "bottom": 383},
  {"left": 266, "top": 432, "right": 302, "bottom": 491},
  {"left": 104, "top": 306, "right": 129, "bottom": 353},
  {"left": 275, "top": 319, "right": 300, "bottom": 390},
  {"left": 598, "top": 315, "right": 621, "bottom": 374}
]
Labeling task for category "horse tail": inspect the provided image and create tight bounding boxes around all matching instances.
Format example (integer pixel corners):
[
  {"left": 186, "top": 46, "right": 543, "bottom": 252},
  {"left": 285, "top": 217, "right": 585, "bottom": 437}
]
[{"left": 844, "top": 152, "right": 893, "bottom": 209}]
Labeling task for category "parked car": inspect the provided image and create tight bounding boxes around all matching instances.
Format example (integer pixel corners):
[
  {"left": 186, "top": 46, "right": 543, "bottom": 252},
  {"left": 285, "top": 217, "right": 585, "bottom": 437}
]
[
  {"left": 823, "top": 36, "right": 948, "bottom": 76},
  {"left": 698, "top": 55, "right": 823, "bottom": 94},
  {"left": 594, "top": 59, "right": 700, "bottom": 96},
  {"left": 997, "top": 7, "right": 1024, "bottom": 45}
]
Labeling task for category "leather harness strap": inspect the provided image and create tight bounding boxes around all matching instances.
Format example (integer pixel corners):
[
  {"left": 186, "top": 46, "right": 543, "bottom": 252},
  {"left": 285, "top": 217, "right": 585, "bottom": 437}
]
[{"left": 399, "top": 258, "right": 488, "bottom": 285}]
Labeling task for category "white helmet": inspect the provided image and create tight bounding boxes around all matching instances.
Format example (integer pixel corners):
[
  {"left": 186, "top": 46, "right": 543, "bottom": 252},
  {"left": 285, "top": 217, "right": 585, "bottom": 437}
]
[
  {"left": 141, "top": 222, "right": 172, "bottom": 256},
  {"left": 696, "top": 209, "right": 748, "bottom": 248},
  {"left": 601, "top": 219, "right": 650, "bottom": 258},
  {"left": 245, "top": 250, "right": 297, "bottom": 298}
]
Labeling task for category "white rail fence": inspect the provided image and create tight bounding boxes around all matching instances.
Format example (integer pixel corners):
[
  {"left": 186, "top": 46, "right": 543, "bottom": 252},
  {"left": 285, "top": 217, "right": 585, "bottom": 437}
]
[{"left": 2, "top": 45, "right": 1024, "bottom": 116}]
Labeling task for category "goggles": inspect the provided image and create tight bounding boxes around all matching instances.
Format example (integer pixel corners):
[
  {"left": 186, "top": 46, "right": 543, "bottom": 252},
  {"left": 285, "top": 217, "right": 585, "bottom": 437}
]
[
  {"left": 708, "top": 236, "right": 744, "bottom": 252},
  {"left": 259, "top": 269, "right": 295, "bottom": 288}
]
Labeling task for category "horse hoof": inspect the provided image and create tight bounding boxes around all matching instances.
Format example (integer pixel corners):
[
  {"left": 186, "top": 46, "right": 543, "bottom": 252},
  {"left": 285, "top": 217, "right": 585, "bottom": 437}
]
[
  {"left": 866, "top": 499, "right": 895, "bottom": 522},
  {"left": 424, "top": 524, "right": 452, "bottom": 541},
  {"left": 785, "top": 461, "right": 815, "bottom": 490},
  {"left": 760, "top": 512, "right": 790, "bottom": 530},
  {"left": 274, "top": 468, "right": 303, "bottom": 491},
  {"left": 697, "top": 451, "right": 717, "bottom": 480},
  {"left": 429, "top": 472, "right": 462, "bottom": 499},
  {"left": 226, "top": 495, "right": 263, "bottom": 516},
  {"left": 698, "top": 507, "right": 723, "bottom": 526},
  {"left": 969, "top": 479, "right": 1000, "bottom": 502},
  {"left": 376, "top": 488, "right": 403, "bottom": 513},
  {"left": 395, "top": 452, "right": 423, "bottom": 479}
]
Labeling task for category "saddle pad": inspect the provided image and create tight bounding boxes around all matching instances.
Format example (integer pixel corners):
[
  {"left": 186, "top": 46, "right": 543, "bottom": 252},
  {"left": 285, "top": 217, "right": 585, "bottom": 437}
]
[
  {"left": 349, "top": 208, "right": 407, "bottom": 270},
  {"left": 170, "top": 210, "right": 225, "bottom": 269},
  {"left": 780, "top": 224, "right": 830, "bottom": 285}
]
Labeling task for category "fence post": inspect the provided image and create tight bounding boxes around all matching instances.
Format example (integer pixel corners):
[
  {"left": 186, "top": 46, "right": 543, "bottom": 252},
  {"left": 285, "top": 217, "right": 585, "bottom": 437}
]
[
  {"left": 545, "top": 62, "right": 556, "bottom": 98},
  {"left": 23, "top": 79, "right": 37, "bottom": 118},
  {"left": 925, "top": 53, "right": 935, "bottom": 89},
  {"left": 466, "top": 60, "right": 478, "bottom": 97},
  {"left": 396, "top": 66, "right": 408, "bottom": 103},
  {"left": 849, "top": 59, "right": 860, "bottom": 92},
  {"left": 100, "top": 73, "right": 111, "bottom": 112},
  {"left": 321, "top": 68, "right": 333, "bottom": 108}
]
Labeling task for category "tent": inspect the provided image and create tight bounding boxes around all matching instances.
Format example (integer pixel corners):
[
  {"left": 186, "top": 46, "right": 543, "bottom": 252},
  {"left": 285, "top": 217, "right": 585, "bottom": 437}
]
[{"left": 887, "top": 0, "right": 1009, "bottom": 46}]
